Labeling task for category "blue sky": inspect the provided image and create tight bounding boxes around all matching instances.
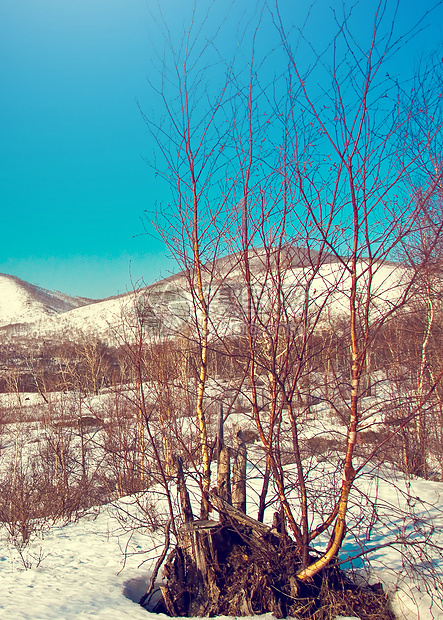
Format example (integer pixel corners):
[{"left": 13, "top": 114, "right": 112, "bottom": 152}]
[{"left": 0, "top": 0, "right": 442, "bottom": 298}]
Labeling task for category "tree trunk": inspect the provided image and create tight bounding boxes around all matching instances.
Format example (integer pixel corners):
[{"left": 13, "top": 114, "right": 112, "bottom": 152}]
[
  {"left": 231, "top": 428, "right": 246, "bottom": 513},
  {"left": 217, "top": 446, "right": 231, "bottom": 504},
  {"left": 176, "top": 456, "right": 194, "bottom": 523}
]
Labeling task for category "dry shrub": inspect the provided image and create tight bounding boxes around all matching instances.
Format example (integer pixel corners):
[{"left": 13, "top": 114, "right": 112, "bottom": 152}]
[
  {"left": 306, "top": 435, "right": 343, "bottom": 458},
  {"left": 0, "top": 462, "right": 102, "bottom": 548}
]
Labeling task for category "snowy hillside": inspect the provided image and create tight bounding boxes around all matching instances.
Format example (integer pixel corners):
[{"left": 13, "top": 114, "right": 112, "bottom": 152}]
[
  {"left": 0, "top": 252, "right": 411, "bottom": 346},
  {"left": 0, "top": 274, "right": 95, "bottom": 328}
]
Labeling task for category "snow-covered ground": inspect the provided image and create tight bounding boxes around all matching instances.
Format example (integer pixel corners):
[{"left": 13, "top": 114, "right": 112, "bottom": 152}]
[
  {"left": 0, "top": 390, "right": 442, "bottom": 620},
  {"left": 0, "top": 461, "right": 442, "bottom": 620},
  {"left": 0, "top": 386, "right": 442, "bottom": 620},
  {"left": 0, "top": 503, "right": 153, "bottom": 620}
]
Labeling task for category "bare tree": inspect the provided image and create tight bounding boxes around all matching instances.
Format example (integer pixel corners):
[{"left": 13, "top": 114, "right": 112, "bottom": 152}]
[
  {"left": 136, "top": 1, "right": 443, "bottom": 615},
  {"left": 139, "top": 4, "right": 237, "bottom": 519}
]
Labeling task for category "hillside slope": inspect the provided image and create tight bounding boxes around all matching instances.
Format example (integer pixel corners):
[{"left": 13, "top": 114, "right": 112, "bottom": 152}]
[
  {"left": 0, "top": 273, "right": 95, "bottom": 328},
  {"left": 0, "top": 252, "right": 410, "bottom": 344}
]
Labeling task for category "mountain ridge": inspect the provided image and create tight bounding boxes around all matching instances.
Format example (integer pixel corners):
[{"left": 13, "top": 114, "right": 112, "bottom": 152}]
[
  {"left": 0, "top": 252, "right": 408, "bottom": 345},
  {"left": 0, "top": 273, "right": 97, "bottom": 329}
]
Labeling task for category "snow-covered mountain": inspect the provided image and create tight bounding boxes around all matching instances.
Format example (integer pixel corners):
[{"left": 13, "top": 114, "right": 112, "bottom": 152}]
[
  {"left": 0, "top": 273, "right": 96, "bottom": 328},
  {"left": 0, "top": 251, "right": 409, "bottom": 346}
]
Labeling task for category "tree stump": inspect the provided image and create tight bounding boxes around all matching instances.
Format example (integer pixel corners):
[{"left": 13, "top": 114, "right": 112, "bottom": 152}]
[
  {"left": 160, "top": 519, "right": 221, "bottom": 617},
  {"left": 157, "top": 424, "right": 395, "bottom": 619},
  {"left": 159, "top": 516, "right": 395, "bottom": 619}
]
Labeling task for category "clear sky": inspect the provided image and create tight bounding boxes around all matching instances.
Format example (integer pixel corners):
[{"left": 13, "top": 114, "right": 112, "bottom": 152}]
[{"left": 0, "top": 0, "right": 442, "bottom": 299}]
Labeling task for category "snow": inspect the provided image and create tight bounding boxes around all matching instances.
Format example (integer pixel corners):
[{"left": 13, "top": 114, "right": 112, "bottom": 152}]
[
  {"left": 0, "top": 464, "right": 442, "bottom": 619},
  {"left": 0, "top": 273, "right": 92, "bottom": 328},
  {"left": 0, "top": 265, "right": 441, "bottom": 619},
  {"left": 341, "top": 470, "right": 443, "bottom": 620},
  {"left": 0, "top": 257, "right": 411, "bottom": 345},
  {"left": 0, "top": 505, "right": 153, "bottom": 619},
  {"left": 0, "top": 390, "right": 442, "bottom": 619}
]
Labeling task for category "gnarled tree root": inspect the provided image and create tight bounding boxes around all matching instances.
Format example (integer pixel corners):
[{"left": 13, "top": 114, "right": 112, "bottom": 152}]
[{"left": 157, "top": 521, "right": 394, "bottom": 619}]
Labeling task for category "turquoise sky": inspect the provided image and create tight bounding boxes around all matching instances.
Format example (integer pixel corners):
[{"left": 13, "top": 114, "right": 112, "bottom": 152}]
[{"left": 0, "top": 0, "right": 442, "bottom": 298}]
